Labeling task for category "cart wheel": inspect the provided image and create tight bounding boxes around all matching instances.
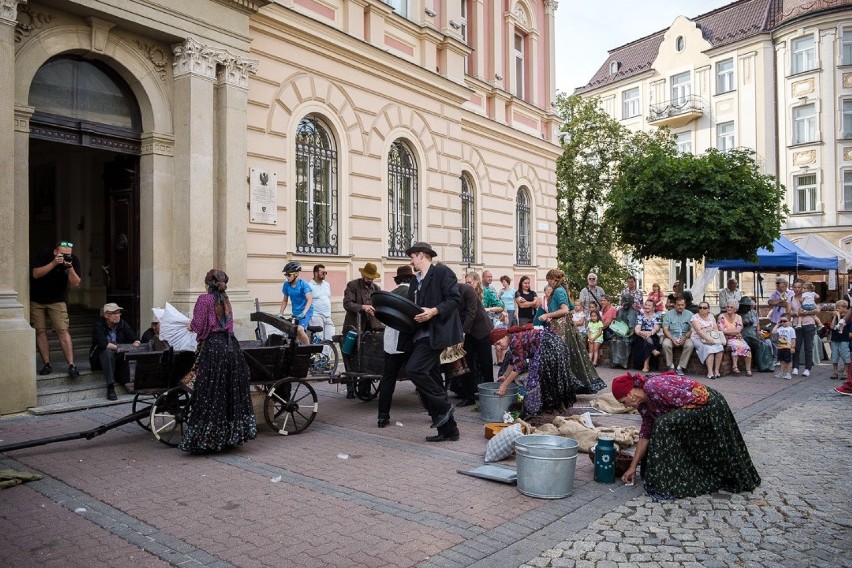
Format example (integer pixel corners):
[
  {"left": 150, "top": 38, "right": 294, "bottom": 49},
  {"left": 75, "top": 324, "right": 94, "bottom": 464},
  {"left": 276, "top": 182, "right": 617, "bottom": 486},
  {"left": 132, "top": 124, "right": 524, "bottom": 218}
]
[
  {"left": 264, "top": 379, "right": 317, "bottom": 435},
  {"left": 132, "top": 393, "right": 156, "bottom": 431},
  {"left": 150, "top": 387, "right": 192, "bottom": 447},
  {"left": 355, "top": 377, "right": 379, "bottom": 402}
]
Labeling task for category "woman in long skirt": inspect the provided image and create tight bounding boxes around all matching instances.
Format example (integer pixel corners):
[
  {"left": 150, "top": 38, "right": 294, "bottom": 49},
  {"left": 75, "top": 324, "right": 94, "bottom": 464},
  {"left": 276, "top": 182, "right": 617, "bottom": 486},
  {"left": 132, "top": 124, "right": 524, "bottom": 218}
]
[{"left": 179, "top": 269, "right": 257, "bottom": 453}]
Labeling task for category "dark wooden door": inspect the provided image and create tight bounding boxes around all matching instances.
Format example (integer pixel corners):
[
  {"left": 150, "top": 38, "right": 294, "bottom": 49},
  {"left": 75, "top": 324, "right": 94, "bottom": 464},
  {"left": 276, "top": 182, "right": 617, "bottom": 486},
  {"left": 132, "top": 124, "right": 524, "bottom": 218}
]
[{"left": 103, "top": 156, "right": 140, "bottom": 332}]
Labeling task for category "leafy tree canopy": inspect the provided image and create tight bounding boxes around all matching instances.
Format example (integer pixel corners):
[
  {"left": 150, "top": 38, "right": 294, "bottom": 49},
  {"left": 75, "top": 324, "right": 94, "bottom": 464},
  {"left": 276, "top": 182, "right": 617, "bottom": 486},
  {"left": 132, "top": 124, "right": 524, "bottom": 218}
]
[{"left": 606, "top": 130, "right": 787, "bottom": 272}]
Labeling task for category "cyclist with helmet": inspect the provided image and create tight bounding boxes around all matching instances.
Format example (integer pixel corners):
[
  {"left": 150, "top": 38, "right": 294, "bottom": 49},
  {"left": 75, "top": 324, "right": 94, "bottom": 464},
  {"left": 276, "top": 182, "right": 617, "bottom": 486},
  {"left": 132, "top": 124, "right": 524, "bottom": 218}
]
[{"left": 279, "top": 261, "right": 313, "bottom": 345}]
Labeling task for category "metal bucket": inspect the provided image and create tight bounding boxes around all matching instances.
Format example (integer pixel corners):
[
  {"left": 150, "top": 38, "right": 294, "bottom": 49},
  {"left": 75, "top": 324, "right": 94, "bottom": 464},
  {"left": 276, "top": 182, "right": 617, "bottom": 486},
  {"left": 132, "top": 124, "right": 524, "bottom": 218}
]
[
  {"left": 514, "top": 435, "right": 579, "bottom": 499},
  {"left": 477, "top": 382, "right": 519, "bottom": 422}
]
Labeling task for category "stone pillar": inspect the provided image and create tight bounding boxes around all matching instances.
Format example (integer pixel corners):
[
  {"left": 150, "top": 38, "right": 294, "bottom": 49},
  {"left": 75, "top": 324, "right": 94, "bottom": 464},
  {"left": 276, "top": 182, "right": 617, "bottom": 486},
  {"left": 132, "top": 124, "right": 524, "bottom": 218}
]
[
  {"left": 544, "top": 0, "right": 557, "bottom": 109},
  {"left": 215, "top": 54, "right": 257, "bottom": 338},
  {"left": 170, "top": 37, "right": 217, "bottom": 316},
  {"left": 0, "top": 0, "right": 37, "bottom": 414}
]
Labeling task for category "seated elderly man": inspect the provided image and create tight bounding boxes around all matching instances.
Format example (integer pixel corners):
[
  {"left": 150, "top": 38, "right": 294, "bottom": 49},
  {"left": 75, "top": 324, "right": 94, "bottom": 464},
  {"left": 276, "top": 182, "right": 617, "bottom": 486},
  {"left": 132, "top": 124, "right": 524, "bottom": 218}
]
[
  {"left": 90, "top": 303, "right": 140, "bottom": 400},
  {"left": 662, "top": 296, "right": 695, "bottom": 376}
]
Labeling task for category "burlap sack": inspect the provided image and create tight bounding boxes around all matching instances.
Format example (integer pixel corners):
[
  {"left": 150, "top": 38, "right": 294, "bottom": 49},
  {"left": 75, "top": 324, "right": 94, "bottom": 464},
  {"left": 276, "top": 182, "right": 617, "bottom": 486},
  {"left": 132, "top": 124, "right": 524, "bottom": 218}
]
[{"left": 590, "top": 393, "right": 638, "bottom": 414}]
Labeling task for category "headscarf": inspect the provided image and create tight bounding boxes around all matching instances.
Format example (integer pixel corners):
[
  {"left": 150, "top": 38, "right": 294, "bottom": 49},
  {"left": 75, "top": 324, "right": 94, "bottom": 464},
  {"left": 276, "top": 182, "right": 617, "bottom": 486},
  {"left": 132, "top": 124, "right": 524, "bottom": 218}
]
[
  {"left": 488, "top": 323, "right": 534, "bottom": 344},
  {"left": 545, "top": 268, "right": 573, "bottom": 303},
  {"left": 611, "top": 372, "right": 645, "bottom": 401},
  {"left": 205, "top": 269, "right": 232, "bottom": 328}
]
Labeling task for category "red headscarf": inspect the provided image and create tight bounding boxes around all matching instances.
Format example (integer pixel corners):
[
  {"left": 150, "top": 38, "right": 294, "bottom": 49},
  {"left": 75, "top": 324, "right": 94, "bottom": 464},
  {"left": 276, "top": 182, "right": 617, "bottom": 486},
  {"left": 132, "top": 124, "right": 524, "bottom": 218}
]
[{"left": 611, "top": 373, "right": 641, "bottom": 401}]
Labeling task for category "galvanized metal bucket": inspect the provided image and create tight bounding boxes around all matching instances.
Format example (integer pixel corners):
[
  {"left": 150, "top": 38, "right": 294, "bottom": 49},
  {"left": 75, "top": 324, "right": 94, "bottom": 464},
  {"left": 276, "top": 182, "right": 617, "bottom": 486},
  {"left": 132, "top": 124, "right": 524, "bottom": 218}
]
[
  {"left": 514, "top": 435, "right": 579, "bottom": 499},
  {"left": 477, "top": 382, "right": 519, "bottom": 422}
]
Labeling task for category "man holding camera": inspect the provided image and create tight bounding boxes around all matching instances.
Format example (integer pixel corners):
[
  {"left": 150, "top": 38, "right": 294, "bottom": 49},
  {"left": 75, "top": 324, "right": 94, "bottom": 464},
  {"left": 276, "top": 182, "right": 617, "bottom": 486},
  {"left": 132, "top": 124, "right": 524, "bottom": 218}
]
[{"left": 30, "top": 241, "right": 81, "bottom": 377}]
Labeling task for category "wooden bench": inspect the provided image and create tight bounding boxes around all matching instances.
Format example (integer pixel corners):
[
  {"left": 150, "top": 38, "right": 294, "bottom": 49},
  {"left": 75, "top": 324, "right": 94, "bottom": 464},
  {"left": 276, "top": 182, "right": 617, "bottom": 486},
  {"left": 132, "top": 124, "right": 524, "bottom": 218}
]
[{"left": 596, "top": 340, "right": 735, "bottom": 376}]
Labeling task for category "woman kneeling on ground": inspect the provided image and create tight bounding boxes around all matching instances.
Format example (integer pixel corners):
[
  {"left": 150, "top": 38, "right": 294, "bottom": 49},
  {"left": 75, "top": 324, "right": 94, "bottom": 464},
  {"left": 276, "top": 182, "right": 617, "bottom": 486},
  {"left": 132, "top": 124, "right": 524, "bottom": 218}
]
[{"left": 613, "top": 371, "right": 761, "bottom": 500}]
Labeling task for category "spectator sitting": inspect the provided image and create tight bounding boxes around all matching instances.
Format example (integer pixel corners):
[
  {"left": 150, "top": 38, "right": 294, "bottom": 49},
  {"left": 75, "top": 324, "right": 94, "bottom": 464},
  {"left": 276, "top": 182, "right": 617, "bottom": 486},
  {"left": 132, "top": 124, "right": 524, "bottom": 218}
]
[
  {"left": 598, "top": 295, "right": 617, "bottom": 340},
  {"left": 718, "top": 278, "right": 742, "bottom": 312},
  {"left": 665, "top": 280, "right": 683, "bottom": 311},
  {"left": 90, "top": 303, "right": 140, "bottom": 400},
  {"left": 632, "top": 300, "right": 661, "bottom": 373},
  {"left": 718, "top": 299, "right": 752, "bottom": 376},
  {"left": 662, "top": 296, "right": 694, "bottom": 376},
  {"left": 579, "top": 273, "right": 606, "bottom": 316},
  {"left": 140, "top": 315, "right": 169, "bottom": 351},
  {"left": 647, "top": 282, "right": 664, "bottom": 313},
  {"left": 682, "top": 290, "right": 699, "bottom": 314}
]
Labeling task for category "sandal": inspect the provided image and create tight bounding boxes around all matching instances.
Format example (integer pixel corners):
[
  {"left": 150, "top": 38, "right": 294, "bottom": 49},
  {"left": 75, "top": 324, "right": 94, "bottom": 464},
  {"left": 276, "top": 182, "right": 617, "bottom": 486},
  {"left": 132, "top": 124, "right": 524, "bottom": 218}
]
[
  {"left": 745, "top": 370, "right": 752, "bottom": 377},
  {"left": 732, "top": 367, "right": 741, "bottom": 375}
]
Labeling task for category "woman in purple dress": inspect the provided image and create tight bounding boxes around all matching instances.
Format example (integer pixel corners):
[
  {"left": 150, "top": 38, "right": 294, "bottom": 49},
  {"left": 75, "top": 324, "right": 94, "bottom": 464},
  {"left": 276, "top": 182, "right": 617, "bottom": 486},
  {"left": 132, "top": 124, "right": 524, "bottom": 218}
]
[{"left": 179, "top": 269, "right": 257, "bottom": 453}]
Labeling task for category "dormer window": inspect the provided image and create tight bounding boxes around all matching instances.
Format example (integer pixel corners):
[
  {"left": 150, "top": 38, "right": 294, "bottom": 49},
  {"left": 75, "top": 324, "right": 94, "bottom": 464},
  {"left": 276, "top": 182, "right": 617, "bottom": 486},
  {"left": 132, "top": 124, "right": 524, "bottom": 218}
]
[
  {"left": 676, "top": 36, "right": 685, "bottom": 52},
  {"left": 609, "top": 61, "right": 620, "bottom": 75}
]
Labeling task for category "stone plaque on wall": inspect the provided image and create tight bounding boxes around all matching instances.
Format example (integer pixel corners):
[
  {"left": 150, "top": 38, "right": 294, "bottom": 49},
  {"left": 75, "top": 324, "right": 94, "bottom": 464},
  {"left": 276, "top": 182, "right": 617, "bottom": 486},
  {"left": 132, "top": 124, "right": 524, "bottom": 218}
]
[{"left": 250, "top": 168, "right": 277, "bottom": 225}]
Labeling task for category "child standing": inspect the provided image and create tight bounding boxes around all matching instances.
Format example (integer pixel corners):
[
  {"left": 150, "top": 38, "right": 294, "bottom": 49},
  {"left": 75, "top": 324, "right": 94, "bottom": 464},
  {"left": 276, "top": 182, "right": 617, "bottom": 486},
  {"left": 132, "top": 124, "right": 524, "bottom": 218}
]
[
  {"left": 774, "top": 314, "right": 797, "bottom": 379},
  {"left": 586, "top": 310, "right": 604, "bottom": 366},
  {"left": 795, "top": 282, "right": 819, "bottom": 328},
  {"left": 572, "top": 303, "right": 587, "bottom": 344},
  {"left": 830, "top": 300, "right": 850, "bottom": 380}
]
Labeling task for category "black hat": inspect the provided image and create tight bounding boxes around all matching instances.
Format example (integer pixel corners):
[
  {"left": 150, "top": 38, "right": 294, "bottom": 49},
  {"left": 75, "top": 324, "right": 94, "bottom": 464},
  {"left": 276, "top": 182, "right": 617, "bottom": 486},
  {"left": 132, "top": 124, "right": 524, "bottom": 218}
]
[
  {"left": 394, "top": 265, "right": 415, "bottom": 284},
  {"left": 404, "top": 241, "right": 437, "bottom": 257}
]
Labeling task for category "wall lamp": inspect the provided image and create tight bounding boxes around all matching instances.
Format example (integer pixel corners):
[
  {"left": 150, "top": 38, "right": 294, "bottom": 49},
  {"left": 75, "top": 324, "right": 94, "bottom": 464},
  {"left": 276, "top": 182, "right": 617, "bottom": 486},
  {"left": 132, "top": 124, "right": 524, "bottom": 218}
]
[{"left": 424, "top": 7, "right": 437, "bottom": 17}]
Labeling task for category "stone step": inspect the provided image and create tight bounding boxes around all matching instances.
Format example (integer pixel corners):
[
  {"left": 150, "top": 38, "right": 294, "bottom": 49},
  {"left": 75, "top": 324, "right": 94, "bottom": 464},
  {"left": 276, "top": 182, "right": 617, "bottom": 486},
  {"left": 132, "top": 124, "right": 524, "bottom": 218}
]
[{"left": 28, "top": 392, "right": 141, "bottom": 416}]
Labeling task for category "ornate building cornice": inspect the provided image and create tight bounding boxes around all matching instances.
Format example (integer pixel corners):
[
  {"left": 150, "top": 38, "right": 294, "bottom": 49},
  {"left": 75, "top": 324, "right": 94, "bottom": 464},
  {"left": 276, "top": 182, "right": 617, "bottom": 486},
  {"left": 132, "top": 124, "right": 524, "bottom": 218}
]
[
  {"left": 172, "top": 37, "right": 258, "bottom": 88},
  {"left": 544, "top": 0, "right": 558, "bottom": 17},
  {"left": 2, "top": 0, "right": 26, "bottom": 28}
]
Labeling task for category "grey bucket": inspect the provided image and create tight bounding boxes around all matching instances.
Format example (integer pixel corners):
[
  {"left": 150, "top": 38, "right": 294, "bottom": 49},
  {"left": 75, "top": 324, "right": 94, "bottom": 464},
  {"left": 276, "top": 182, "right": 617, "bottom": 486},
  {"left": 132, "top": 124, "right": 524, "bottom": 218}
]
[
  {"left": 514, "top": 435, "right": 579, "bottom": 499},
  {"left": 477, "top": 382, "right": 519, "bottom": 422}
]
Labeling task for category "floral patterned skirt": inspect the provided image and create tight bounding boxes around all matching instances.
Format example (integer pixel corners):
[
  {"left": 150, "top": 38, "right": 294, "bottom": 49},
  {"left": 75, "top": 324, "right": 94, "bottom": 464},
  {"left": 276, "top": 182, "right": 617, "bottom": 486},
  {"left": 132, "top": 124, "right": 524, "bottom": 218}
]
[
  {"left": 726, "top": 337, "right": 751, "bottom": 357},
  {"left": 179, "top": 333, "right": 257, "bottom": 454},
  {"left": 643, "top": 389, "right": 761, "bottom": 500}
]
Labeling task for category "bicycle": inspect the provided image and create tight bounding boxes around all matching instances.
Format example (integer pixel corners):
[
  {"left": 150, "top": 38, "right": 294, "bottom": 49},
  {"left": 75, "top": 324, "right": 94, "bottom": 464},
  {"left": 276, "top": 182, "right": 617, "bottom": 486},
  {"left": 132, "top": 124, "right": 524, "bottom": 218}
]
[{"left": 277, "top": 315, "right": 340, "bottom": 377}]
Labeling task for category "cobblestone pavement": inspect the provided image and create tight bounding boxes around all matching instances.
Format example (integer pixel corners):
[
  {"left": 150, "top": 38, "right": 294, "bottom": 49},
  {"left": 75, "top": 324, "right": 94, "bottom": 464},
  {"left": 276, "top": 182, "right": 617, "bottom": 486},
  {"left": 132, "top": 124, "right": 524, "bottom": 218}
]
[
  {"left": 521, "top": 372, "right": 852, "bottom": 568},
  {"left": 0, "top": 363, "right": 849, "bottom": 567}
]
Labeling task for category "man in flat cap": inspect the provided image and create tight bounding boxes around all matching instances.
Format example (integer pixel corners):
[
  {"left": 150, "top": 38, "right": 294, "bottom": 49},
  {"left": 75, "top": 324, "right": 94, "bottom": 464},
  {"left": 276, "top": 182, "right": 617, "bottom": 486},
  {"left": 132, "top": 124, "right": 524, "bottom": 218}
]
[
  {"left": 397, "top": 242, "right": 462, "bottom": 442},
  {"left": 90, "top": 303, "right": 140, "bottom": 400},
  {"left": 343, "top": 262, "right": 385, "bottom": 398}
]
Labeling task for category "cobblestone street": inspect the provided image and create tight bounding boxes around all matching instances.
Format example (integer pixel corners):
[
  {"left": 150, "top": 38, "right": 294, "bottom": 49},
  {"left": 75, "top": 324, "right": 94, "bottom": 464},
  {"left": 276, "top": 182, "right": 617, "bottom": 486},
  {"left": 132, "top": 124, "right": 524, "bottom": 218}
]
[{"left": 522, "top": 378, "right": 852, "bottom": 568}]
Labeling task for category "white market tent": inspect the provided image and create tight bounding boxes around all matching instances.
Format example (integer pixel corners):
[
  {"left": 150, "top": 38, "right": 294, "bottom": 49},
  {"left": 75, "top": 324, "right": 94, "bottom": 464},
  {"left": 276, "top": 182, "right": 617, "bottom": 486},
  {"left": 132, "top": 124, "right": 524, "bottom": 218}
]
[{"left": 793, "top": 234, "right": 852, "bottom": 273}]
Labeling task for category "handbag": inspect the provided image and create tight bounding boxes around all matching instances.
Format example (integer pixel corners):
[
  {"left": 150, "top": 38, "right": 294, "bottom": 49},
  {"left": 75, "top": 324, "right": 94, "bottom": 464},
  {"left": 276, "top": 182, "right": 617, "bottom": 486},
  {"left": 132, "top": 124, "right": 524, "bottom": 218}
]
[
  {"left": 449, "top": 356, "right": 470, "bottom": 378},
  {"left": 609, "top": 320, "right": 630, "bottom": 338},
  {"left": 708, "top": 330, "right": 726, "bottom": 346}
]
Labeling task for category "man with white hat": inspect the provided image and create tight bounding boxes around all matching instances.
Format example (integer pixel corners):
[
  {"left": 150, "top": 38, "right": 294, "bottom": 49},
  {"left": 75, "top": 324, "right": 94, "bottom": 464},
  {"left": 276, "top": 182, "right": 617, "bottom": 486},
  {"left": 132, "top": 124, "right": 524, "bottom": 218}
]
[{"left": 90, "top": 303, "right": 140, "bottom": 400}]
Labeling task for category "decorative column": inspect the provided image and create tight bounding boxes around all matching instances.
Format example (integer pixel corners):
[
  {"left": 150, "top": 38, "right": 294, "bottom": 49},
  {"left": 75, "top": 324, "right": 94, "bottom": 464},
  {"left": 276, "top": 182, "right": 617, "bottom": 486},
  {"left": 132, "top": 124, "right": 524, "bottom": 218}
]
[
  {"left": 215, "top": 53, "right": 257, "bottom": 338},
  {"left": 170, "top": 37, "right": 217, "bottom": 315},
  {"left": 544, "top": 0, "right": 557, "bottom": 110},
  {"left": 0, "top": 0, "right": 37, "bottom": 414}
]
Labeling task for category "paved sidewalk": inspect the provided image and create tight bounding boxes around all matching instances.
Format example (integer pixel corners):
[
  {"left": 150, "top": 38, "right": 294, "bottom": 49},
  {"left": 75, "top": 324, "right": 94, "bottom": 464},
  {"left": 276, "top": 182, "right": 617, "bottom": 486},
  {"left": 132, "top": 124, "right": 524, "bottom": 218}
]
[{"left": 0, "top": 363, "right": 848, "bottom": 567}]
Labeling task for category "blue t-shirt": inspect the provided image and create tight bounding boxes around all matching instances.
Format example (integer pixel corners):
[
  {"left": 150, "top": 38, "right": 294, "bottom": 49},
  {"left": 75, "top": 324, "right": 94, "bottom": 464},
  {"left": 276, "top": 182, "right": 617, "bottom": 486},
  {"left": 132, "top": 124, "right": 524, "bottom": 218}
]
[
  {"left": 282, "top": 278, "right": 314, "bottom": 318},
  {"left": 501, "top": 288, "right": 517, "bottom": 311},
  {"left": 548, "top": 286, "right": 574, "bottom": 312}
]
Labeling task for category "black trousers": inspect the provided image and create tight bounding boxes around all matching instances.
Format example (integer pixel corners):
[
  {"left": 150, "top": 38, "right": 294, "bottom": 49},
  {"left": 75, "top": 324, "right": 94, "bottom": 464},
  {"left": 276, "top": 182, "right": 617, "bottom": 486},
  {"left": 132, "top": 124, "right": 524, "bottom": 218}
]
[
  {"left": 91, "top": 349, "right": 130, "bottom": 387},
  {"left": 794, "top": 324, "right": 816, "bottom": 370},
  {"left": 377, "top": 352, "right": 406, "bottom": 420},
  {"left": 458, "top": 334, "right": 494, "bottom": 399},
  {"left": 405, "top": 338, "right": 458, "bottom": 435}
]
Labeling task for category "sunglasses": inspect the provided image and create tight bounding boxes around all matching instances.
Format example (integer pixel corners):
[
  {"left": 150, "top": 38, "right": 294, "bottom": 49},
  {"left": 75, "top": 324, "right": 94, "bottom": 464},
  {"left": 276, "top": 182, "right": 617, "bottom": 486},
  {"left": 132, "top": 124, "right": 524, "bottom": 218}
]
[
  {"left": 58, "top": 241, "right": 74, "bottom": 248},
  {"left": 699, "top": 305, "right": 709, "bottom": 309},
  {"left": 780, "top": 320, "right": 789, "bottom": 323}
]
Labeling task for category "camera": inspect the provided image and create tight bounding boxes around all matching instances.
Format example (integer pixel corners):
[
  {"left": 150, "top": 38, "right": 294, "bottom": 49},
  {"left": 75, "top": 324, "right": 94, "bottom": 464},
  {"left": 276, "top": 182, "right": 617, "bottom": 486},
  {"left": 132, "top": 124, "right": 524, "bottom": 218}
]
[{"left": 62, "top": 254, "right": 73, "bottom": 263}]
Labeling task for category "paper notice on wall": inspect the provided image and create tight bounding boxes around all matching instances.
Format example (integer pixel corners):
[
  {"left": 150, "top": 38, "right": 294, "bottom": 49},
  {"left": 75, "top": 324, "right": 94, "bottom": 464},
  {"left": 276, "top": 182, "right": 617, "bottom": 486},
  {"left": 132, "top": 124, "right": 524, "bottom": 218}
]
[{"left": 250, "top": 168, "right": 277, "bottom": 225}]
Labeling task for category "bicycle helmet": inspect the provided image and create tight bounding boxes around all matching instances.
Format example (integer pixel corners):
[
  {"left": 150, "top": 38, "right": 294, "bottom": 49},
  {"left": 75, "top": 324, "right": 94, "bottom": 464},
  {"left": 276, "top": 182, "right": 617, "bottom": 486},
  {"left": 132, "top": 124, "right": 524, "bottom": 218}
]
[{"left": 282, "top": 261, "right": 302, "bottom": 274}]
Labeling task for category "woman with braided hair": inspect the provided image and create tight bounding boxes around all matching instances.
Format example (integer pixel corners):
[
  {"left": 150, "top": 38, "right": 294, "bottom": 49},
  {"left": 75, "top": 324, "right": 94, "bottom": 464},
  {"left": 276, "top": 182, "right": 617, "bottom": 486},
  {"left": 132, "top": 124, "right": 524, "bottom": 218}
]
[{"left": 179, "top": 269, "right": 257, "bottom": 454}]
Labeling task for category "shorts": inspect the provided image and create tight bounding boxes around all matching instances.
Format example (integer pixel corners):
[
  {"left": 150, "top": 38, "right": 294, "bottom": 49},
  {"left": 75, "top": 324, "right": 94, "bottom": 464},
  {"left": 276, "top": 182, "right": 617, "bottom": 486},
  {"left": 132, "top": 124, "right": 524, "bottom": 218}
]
[
  {"left": 831, "top": 341, "right": 851, "bottom": 364},
  {"left": 801, "top": 303, "right": 816, "bottom": 311},
  {"left": 777, "top": 348, "right": 792, "bottom": 363},
  {"left": 30, "top": 301, "right": 70, "bottom": 331},
  {"left": 295, "top": 312, "right": 313, "bottom": 330}
]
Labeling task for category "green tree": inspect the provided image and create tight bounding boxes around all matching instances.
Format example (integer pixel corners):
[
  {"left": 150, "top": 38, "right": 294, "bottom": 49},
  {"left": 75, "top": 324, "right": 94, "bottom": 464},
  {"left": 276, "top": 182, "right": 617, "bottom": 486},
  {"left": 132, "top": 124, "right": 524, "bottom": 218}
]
[
  {"left": 555, "top": 93, "right": 630, "bottom": 297},
  {"left": 606, "top": 130, "right": 787, "bottom": 283}
]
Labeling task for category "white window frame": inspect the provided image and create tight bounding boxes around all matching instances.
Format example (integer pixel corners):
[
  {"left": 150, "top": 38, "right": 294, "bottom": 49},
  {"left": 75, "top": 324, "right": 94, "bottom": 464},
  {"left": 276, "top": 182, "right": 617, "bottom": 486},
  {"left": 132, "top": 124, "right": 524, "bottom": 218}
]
[
  {"left": 792, "top": 104, "right": 816, "bottom": 144},
  {"left": 460, "top": 0, "right": 469, "bottom": 73},
  {"left": 842, "top": 28, "right": 852, "bottom": 65},
  {"left": 843, "top": 99, "right": 852, "bottom": 139},
  {"left": 671, "top": 72, "right": 691, "bottom": 105},
  {"left": 514, "top": 32, "right": 525, "bottom": 100},
  {"left": 622, "top": 87, "right": 640, "bottom": 119},
  {"left": 671, "top": 259, "right": 696, "bottom": 290},
  {"left": 716, "top": 58, "right": 734, "bottom": 94},
  {"left": 717, "top": 121, "right": 735, "bottom": 152},
  {"left": 675, "top": 131, "right": 692, "bottom": 154},
  {"left": 717, "top": 270, "right": 741, "bottom": 290},
  {"left": 843, "top": 170, "right": 852, "bottom": 211},
  {"left": 793, "top": 173, "right": 818, "bottom": 213},
  {"left": 791, "top": 34, "right": 816, "bottom": 74},
  {"left": 384, "top": 0, "right": 407, "bottom": 17}
]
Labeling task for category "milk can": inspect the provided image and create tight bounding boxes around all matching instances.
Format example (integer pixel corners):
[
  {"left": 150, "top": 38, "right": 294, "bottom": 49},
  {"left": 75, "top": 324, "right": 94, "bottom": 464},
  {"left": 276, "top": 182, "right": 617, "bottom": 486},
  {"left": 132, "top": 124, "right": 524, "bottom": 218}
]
[
  {"left": 593, "top": 435, "right": 616, "bottom": 484},
  {"left": 341, "top": 330, "right": 358, "bottom": 355}
]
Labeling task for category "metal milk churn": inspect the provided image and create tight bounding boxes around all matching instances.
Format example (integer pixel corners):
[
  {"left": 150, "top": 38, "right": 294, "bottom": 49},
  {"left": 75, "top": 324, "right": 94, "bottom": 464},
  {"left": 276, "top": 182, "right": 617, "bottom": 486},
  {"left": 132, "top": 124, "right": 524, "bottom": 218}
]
[
  {"left": 594, "top": 435, "right": 616, "bottom": 483},
  {"left": 342, "top": 330, "right": 358, "bottom": 355}
]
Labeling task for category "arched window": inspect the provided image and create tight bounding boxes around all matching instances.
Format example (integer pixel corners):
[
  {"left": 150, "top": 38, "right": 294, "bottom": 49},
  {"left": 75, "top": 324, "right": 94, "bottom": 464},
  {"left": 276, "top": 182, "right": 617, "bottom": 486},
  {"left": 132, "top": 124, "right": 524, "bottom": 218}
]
[
  {"left": 388, "top": 140, "right": 418, "bottom": 257},
  {"left": 461, "top": 174, "right": 475, "bottom": 264},
  {"left": 516, "top": 187, "right": 531, "bottom": 266},
  {"left": 295, "top": 116, "right": 338, "bottom": 254}
]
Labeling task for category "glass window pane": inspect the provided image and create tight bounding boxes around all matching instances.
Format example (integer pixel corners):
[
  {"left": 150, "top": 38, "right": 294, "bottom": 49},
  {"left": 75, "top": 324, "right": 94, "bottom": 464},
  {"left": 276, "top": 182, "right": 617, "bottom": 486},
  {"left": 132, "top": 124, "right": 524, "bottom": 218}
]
[{"left": 295, "top": 116, "right": 338, "bottom": 254}]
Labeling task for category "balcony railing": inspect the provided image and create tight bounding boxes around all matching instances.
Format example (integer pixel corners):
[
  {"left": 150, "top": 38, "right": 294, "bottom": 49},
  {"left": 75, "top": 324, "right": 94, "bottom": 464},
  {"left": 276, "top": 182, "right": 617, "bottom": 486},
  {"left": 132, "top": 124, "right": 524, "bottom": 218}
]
[{"left": 647, "top": 95, "right": 705, "bottom": 127}]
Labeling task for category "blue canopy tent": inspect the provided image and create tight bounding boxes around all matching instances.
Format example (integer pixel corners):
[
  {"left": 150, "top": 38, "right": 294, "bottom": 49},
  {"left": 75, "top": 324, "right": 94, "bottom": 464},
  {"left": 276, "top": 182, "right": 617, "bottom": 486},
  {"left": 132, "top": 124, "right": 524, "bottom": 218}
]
[{"left": 705, "top": 236, "right": 838, "bottom": 272}]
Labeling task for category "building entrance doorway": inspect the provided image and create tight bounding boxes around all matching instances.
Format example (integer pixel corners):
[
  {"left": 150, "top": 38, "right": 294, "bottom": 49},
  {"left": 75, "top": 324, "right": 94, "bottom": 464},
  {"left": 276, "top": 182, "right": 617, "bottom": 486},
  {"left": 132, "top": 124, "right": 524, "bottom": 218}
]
[{"left": 27, "top": 56, "right": 143, "bottom": 331}]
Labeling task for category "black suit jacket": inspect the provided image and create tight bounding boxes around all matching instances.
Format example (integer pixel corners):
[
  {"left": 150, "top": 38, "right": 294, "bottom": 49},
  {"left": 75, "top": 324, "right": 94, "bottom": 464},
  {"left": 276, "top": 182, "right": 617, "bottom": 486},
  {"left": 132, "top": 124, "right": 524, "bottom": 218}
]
[
  {"left": 458, "top": 283, "right": 493, "bottom": 340},
  {"left": 90, "top": 318, "right": 139, "bottom": 361},
  {"left": 398, "top": 262, "right": 462, "bottom": 351}
]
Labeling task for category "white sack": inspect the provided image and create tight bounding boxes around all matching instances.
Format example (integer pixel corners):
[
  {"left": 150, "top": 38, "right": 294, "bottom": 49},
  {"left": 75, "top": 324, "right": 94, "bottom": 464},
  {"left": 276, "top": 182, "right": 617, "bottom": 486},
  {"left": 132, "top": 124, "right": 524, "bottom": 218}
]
[{"left": 158, "top": 302, "right": 198, "bottom": 352}]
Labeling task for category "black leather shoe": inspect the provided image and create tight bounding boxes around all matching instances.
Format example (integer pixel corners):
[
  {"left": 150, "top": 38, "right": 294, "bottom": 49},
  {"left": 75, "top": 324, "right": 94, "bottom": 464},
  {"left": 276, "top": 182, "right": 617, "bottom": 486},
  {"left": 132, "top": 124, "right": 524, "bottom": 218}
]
[
  {"left": 106, "top": 386, "right": 117, "bottom": 401},
  {"left": 345, "top": 392, "right": 356, "bottom": 399},
  {"left": 377, "top": 418, "right": 390, "bottom": 428},
  {"left": 426, "top": 431, "right": 459, "bottom": 442},
  {"left": 430, "top": 405, "right": 455, "bottom": 428},
  {"left": 39, "top": 363, "right": 52, "bottom": 376},
  {"left": 68, "top": 365, "right": 79, "bottom": 378},
  {"left": 457, "top": 399, "right": 476, "bottom": 407}
]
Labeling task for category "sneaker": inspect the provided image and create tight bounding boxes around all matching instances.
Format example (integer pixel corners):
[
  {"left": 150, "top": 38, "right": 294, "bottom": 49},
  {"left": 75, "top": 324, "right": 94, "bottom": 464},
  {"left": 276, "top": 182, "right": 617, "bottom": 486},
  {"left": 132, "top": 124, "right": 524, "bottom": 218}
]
[
  {"left": 783, "top": 373, "right": 792, "bottom": 380},
  {"left": 774, "top": 373, "right": 783, "bottom": 379},
  {"left": 68, "top": 364, "right": 79, "bottom": 378},
  {"left": 802, "top": 369, "right": 810, "bottom": 377},
  {"left": 38, "top": 363, "right": 52, "bottom": 375},
  {"left": 106, "top": 386, "right": 117, "bottom": 401},
  {"left": 675, "top": 366, "right": 685, "bottom": 376},
  {"left": 774, "top": 361, "right": 780, "bottom": 367},
  {"left": 830, "top": 375, "right": 839, "bottom": 381},
  {"left": 792, "top": 368, "right": 799, "bottom": 375},
  {"left": 833, "top": 384, "right": 852, "bottom": 396},
  {"left": 668, "top": 365, "right": 676, "bottom": 373}
]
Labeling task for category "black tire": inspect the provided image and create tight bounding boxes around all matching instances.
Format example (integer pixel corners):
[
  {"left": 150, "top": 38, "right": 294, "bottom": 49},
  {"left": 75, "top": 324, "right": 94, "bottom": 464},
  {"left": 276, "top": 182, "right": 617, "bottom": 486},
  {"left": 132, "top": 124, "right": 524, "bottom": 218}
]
[
  {"left": 150, "top": 387, "right": 192, "bottom": 447},
  {"left": 131, "top": 393, "right": 156, "bottom": 431},
  {"left": 308, "top": 340, "right": 341, "bottom": 377},
  {"left": 264, "top": 379, "right": 317, "bottom": 435}
]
